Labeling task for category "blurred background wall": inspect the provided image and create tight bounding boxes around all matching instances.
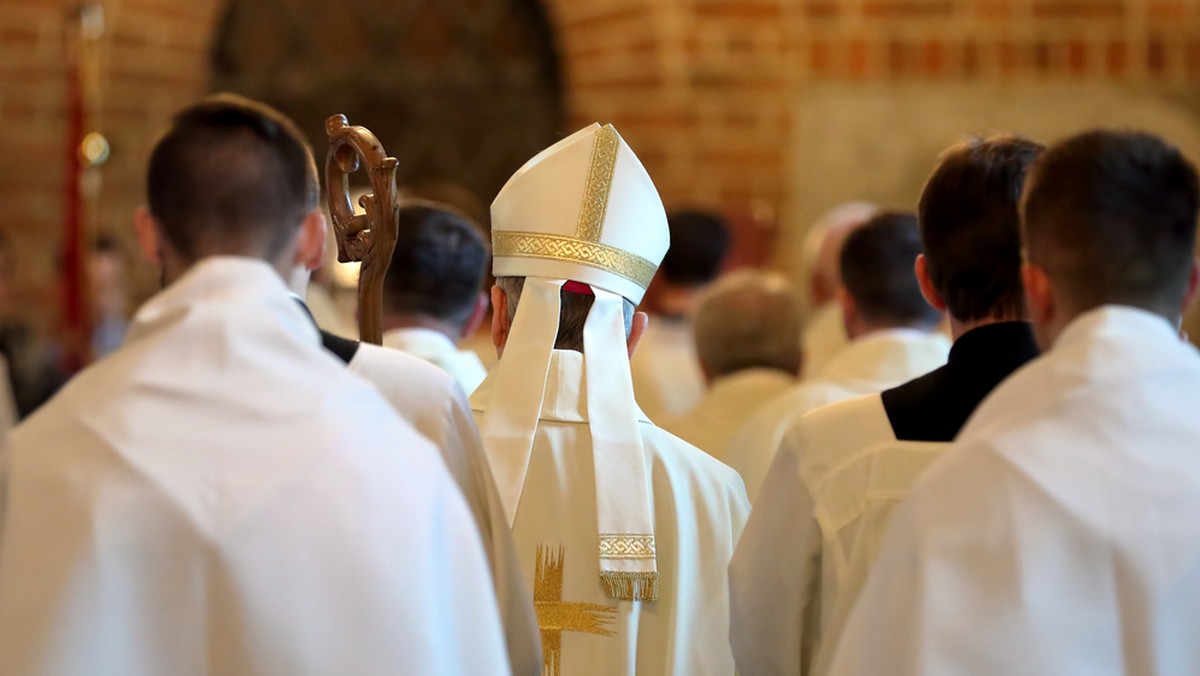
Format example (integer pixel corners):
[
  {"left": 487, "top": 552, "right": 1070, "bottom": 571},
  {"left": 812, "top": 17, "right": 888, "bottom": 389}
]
[{"left": 2, "top": 0, "right": 1200, "bottom": 332}]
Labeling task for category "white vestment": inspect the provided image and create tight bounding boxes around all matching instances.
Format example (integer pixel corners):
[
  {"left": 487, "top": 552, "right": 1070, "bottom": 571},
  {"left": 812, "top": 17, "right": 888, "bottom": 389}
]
[
  {"left": 383, "top": 326, "right": 489, "bottom": 395},
  {"left": 345, "top": 342, "right": 540, "bottom": 676},
  {"left": 658, "top": 368, "right": 795, "bottom": 463},
  {"left": 725, "top": 329, "right": 950, "bottom": 501},
  {"left": 0, "top": 258, "right": 509, "bottom": 676},
  {"left": 729, "top": 393, "right": 946, "bottom": 675},
  {"left": 629, "top": 317, "right": 705, "bottom": 423},
  {"left": 828, "top": 306, "right": 1200, "bottom": 676},
  {"left": 799, "top": 303, "right": 847, "bottom": 380},
  {"left": 472, "top": 350, "right": 750, "bottom": 676}
]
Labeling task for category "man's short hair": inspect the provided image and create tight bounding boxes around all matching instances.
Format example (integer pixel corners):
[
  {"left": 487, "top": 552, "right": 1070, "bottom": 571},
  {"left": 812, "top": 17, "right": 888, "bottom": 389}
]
[
  {"left": 693, "top": 270, "right": 803, "bottom": 380},
  {"left": 147, "top": 93, "right": 318, "bottom": 262},
  {"left": 496, "top": 277, "right": 634, "bottom": 352},
  {"left": 659, "top": 210, "right": 732, "bottom": 286},
  {"left": 383, "top": 202, "right": 489, "bottom": 331},
  {"left": 1021, "top": 130, "right": 1200, "bottom": 318},
  {"left": 919, "top": 136, "right": 1044, "bottom": 322},
  {"left": 840, "top": 212, "right": 941, "bottom": 328}
]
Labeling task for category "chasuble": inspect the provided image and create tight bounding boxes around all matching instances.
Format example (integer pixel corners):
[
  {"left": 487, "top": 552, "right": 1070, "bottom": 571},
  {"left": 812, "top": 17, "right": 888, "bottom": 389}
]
[{"left": 472, "top": 350, "right": 749, "bottom": 676}]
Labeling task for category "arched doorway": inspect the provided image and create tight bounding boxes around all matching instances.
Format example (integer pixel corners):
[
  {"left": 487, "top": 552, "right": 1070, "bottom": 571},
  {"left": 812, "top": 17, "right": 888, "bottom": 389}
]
[{"left": 210, "top": 0, "right": 566, "bottom": 207}]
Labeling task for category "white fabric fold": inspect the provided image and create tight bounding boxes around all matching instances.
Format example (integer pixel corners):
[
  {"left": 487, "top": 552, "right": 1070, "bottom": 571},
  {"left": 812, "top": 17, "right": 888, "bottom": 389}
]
[
  {"left": 584, "top": 289, "right": 659, "bottom": 601},
  {"left": 480, "top": 278, "right": 563, "bottom": 525}
]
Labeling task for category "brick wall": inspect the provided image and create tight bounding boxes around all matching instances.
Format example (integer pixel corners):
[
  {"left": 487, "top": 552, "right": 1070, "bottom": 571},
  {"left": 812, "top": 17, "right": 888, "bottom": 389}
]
[{"left": 3, "top": 0, "right": 1200, "bottom": 325}]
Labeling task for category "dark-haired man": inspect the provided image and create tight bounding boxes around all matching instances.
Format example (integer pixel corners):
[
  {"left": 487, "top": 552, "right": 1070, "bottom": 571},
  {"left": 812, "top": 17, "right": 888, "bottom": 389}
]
[
  {"left": 729, "top": 136, "right": 1044, "bottom": 675},
  {"left": 381, "top": 202, "right": 490, "bottom": 394},
  {"left": 725, "top": 212, "right": 950, "bottom": 501},
  {"left": 0, "top": 94, "right": 511, "bottom": 675},
  {"left": 827, "top": 130, "right": 1200, "bottom": 675},
  {"left": 630, "top": 209, "right": 731, "bottom": 422}
]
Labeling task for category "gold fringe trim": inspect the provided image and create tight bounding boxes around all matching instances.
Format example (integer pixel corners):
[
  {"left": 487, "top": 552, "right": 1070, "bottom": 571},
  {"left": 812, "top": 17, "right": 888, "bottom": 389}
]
[{"left": 600, "top": 571, "right": 660, "bottom": 602}]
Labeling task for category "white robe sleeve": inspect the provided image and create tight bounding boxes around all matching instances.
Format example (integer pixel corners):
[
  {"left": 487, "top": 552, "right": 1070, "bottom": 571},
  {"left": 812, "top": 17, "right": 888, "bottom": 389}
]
[
  {"left": 438, "top": 382, "right": 542, "bottom": 676},
  {"left": 729, "top": 439, "right": 823, "bottom": 675}
]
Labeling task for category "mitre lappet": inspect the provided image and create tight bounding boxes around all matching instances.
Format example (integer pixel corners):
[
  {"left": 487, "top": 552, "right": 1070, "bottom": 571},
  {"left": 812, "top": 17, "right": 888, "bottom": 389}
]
[{"left": 482, "top": 123, "right": 669, "bottom": 601}]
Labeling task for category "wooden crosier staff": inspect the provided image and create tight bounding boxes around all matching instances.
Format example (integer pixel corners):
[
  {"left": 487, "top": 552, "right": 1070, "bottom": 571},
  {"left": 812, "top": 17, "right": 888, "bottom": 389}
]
[{"left": 324, "top": 114, "right": 399, "bottom": 345}]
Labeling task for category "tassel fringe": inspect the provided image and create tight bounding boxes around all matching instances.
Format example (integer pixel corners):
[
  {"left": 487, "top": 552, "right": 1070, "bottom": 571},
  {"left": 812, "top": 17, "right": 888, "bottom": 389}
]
[{"left": 600, "top": 571, "right": 660, "bottom": 602}]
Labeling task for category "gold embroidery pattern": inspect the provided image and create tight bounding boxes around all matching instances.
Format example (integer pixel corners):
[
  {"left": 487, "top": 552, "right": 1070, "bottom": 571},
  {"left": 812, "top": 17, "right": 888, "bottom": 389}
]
[
  {"left": 575, "top": 125, "right": 620, "bottom": 242},
  {"left": 598, "top": 534, "right": 656, "bottom": 560},
  {"left": 534, "top": 545, "right": 617, "bottom": 676},
  {"left": 494, "top": 231, "right": 657, "bottom": 290}
]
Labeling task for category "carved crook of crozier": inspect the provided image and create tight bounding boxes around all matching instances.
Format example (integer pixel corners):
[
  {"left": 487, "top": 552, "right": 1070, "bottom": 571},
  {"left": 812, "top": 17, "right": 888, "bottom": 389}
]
[{"left": 324, "top": 114, "right": 400, "bottom": 345}]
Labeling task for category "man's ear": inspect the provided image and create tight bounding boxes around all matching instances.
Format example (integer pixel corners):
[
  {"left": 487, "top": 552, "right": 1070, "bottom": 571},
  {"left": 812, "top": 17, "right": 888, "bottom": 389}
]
[
  {"left": 626, "top": 311, "right": 649, "bottom": 359},
  {"left": 490, "top": 285, "right": 511, "bottom": 356},
  {"left": 915, "top": 254, "right": 947, "bottom": 312},
  {"left": 134, "top": 206, "right": 161, "bottom": 265},
  {"left": 461, "top": 291, "right": 490, "bottom": 340},
  {"left": 293, "top": 208, "right": 327, "bottom": 271},
  {"left": 1182, "top": 259, "right": 1200, "bottom": 316},
  {"left": 836, "top": 285, "right": 857, "bottom": 336},
  {"left": 1022, "top": 262, "right": 1054, "bottom": 325}
]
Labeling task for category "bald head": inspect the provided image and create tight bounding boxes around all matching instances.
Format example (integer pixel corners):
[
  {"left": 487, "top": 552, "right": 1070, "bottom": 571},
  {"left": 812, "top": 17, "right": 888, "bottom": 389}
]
[
  {"left": 693, "top": 270, "right": 804, "bottom": 381},
  {"left": 804, "top": 202, "right": 880, "bottom": 307}
]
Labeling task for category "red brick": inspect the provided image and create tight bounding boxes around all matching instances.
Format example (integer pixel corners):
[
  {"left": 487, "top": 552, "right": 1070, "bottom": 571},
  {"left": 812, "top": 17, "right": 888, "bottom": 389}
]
[
  {"left": 921, "top": 40, "right": 945, "bottom": 76},
  {"left": 1106, "top": 40, "right": 1128, "bottom": 75},
  {"left": 1032, "top": 0, "right": 1124, "bottom": 18},
  {"left": 810, "top": 40, "right": 831, "bottom": 74},
  {"left": 695, "top": 2, "right": 781, "bottom": 19},
  {"left": 863, "top": 0, "right": 955, "bottom": 17},
  {"left": 848, "top": 39, "right": 870, "bottom": 78},
  {"left": 1068, "top": 40, "right": 1088, "bottom": 74},
  {"left": 962, "top": 41, "right": 981, "bottom": 76},
  {"left": 804, "top": 2, "right": 840, "bottom": 19},
  {"left": 1147, "top": 38, "right": 1167, "bottom": 73}
]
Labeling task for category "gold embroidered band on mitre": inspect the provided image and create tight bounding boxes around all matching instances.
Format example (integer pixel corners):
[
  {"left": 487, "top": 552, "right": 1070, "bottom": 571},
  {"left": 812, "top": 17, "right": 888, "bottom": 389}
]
[
  {"left": 576, "top": 124, "right": 620, "bottom": 242},
  {"left": 493, "top": 231, "right": 658, "bottom": 290}
]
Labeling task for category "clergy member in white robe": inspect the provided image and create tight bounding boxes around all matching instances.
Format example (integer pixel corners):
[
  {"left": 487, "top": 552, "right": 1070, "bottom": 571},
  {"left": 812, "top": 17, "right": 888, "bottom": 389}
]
[
  {"left": 290, "top": 281, "right": 540, "bottom": 676},
  {"left": 0, "top": 95, "right": 509, "bottom": 676},
  {"left": 380, "top": 202, "right": 492, "bottom": 394},
  {"left": 629, "top": 210, "right": 731, "bottom": 422},
  {"left": 659, "top": 270, "right": 802, "bottom": 462},
  {"left": 474, "top": 123, "right": 750, "bottom": 676},
  {"left": 797, "top": 202, "right": 877, "bottom": 380},
  {"left": 729, "top": 136, "right": 1045, "bottom": 675},
  {"left": 725, "top": 212, "right": 949, "bottom": 501},
  {"left": 828, "top": 130, "right": 1200, "bottom": 676}
]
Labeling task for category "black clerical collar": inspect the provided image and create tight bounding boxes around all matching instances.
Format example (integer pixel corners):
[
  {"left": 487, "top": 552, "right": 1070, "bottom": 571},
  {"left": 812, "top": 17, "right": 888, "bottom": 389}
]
[
  {"left": 881, "top": 321, "right": 1039, "bottom": 443},
  {"left": 293, "top": 297, "right": 360, "bottom": 365}
]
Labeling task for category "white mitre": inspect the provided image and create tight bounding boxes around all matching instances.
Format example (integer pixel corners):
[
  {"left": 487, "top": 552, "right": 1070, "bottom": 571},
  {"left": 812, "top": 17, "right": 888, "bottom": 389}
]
[{"left": 483, "top": 123, "right": 669, "bottom": 602}]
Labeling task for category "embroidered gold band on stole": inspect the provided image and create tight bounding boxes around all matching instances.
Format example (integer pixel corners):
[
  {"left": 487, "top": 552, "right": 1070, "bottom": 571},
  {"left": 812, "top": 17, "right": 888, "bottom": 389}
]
[
  {"left": 575, "top": 125, "right": 621, "bottom": 242},
  {"left": 598, "top": 534, "right": 656, "bottom": 560},
  {"left": 493, "top": 231, "right": 658, "bottom": 291}
]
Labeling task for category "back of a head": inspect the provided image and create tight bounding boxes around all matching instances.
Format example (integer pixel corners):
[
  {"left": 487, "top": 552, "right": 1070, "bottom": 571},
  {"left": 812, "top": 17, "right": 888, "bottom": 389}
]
[
  {"left": 840, "top": 212, "right": 941, "bottom": 329},
  {"left": 1021, "top": 130, "right": 1200, "bottom": 319},
  {"left": 384, "top": 202, "right": 489, "bottom": 331},
  {"left": 147, "top": 94, "right": 318, "bottom": 263},
  {"left": 659, "top": 210, "right": 732, "bottom": 287},
  {"left": 693, "top": 270, "right": 803, "bottom": 380},
  {"left": 805, "top": 202, "right": 880, "bottom": 306},
  {"left": 919, "top": 135, "right": 1045, "bottom": 322}
]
